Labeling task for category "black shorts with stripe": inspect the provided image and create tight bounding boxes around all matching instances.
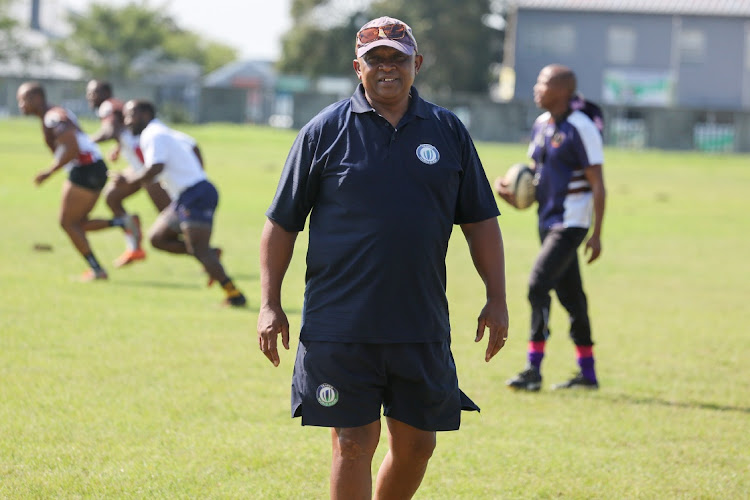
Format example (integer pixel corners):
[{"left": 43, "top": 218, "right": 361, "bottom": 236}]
[{"left": 69, "top": 160, "right": 108, "bottom": 191}]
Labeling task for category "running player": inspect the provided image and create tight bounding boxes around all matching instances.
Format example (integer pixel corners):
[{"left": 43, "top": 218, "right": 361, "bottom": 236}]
[
  {"left": 121, "top": 99, "right": 247, "bottom": 307},
  {"left": 17, "top": 81, "right": 123, "bottom": 281},
  {"left": 85, "top": 79, "right": 172, "bottom": 267}
]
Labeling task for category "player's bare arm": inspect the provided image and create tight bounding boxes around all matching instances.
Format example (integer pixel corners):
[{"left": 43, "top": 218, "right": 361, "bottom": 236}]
[
  {"left": 34, "top": 126, "right": 80, "bottom": 186},
  {"left": 119, "top": 162, "right": 164, "bottom": 188},
  {"left": 583, "top": 164, "right": 606, "bottom": 263},
  {"left": 460, "top": 218, "right": 509, "bottom": 362},
  {"left": 258, "top": 219, "right": 298, "bottom": 367},
  {"left": 90, "top": 119, "right": 119, "bottom": 143}
]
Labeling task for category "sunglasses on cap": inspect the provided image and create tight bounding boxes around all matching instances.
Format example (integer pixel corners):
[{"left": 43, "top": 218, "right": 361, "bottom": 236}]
[{"left": 356, "top": 23, "right": 413, "bottom": 46}]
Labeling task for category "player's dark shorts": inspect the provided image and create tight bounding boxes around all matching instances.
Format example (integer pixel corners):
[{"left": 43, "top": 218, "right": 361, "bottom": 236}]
[
  {"left": 162, "top": 180, "right": 218, "bottom": 230},
  {"left": 291, "top": 340, "right": 480, "bottom": 432},
  {"left": 69, "top": 160, "right": 107, "bottom": 191}
]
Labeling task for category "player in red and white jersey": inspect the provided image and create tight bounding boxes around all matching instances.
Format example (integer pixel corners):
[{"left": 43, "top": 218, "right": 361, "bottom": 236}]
[
  {"left": 17, "top": 81, "right": 126, "bottom": 281},
  {"left": 86, "top": 80, "right": 172, "bottom": 267}
]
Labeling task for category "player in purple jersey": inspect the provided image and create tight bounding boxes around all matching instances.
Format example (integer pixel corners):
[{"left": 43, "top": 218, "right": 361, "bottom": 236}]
[{"left": 496, "top": 64, "right": 606, "bottom": 391}]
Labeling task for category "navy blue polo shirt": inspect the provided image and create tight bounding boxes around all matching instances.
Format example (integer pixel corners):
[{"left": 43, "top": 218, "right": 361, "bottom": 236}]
[{"left": 266, "top": 84, "right": 500, "bottom": 343}]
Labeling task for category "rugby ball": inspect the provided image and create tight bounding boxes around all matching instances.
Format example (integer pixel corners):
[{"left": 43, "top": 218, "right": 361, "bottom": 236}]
[{"left": 503, "top": 163, "right": 536, "bottom": 209}]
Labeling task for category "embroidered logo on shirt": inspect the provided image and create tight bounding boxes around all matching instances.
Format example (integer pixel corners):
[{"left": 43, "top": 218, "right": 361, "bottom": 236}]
[
  {"left": 316, "top": 383, "right": 339, "bottom": 407},
  {"left": 551, "top": 131, "right": 566, "bottom": 148},
  {"left": 416, "top": 144, "right": 440, "bottom": 165}
]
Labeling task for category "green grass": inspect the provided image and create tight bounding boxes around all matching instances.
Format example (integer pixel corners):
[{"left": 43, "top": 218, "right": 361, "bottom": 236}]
[{"left": 1, "top": 117, "right": 748, "bottom": 499}]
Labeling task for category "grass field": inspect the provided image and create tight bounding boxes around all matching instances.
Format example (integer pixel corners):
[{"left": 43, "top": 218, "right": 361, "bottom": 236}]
[{"left": 1, "top": 117, "right": 748, "bottom": 499}]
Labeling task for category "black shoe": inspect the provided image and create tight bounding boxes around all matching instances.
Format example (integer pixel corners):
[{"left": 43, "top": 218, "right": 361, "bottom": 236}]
[
  {"left": 224, "top": 293, "right": 247, "bottom": 307},
  {"left": 552, "top": 372, "right": 599, "bottom": 390},
  {"left": 506, "top": 367, "right": 542, "bottom": 392}
]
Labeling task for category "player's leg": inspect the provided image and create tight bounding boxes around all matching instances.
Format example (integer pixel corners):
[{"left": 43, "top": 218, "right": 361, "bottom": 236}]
[
  {"left": 374, "top": 418, "right": 436, "bottom": 500},
  {"left": 291, "top": 341, "right": 387, "bottom": 499},
  {"left": 552, "top": 228, "right": 598, "bottom": 389},
  {"left": 59, "top": 179, "right": 107, "bottom": 279},
  {"left": 331, "top": 422, "right": 381, "bottom": 500},
  {"left": 181, "top": 221, "right": 245, "bottom": 306},
  {"left": 148, "top": 203, "right": 187, "bottom": 254},
  {"left": 176, "top": 181, "right": 245, "bottom": 306},
  {"left": 103, "top": 178, "right": 147, "bottom": 266},
  {"left": 376, "top": 342, "right": 474, "bottom": 498}
]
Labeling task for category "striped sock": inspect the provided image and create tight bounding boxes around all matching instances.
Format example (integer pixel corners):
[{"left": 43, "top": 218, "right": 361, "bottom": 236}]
[
  {"left": 576, "top": 345, "right": 597, "bottom": 383},
  {"left": 220, "top": 278, "right": 242, "bottom": 298},
  {"left": 528, "top": 341, "right": 546, "bottom": 370}
]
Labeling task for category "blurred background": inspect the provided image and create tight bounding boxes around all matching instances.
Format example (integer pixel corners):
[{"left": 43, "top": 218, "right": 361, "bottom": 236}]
[{"left": 2, "top": 0, "right": 749, "bottom": 152}]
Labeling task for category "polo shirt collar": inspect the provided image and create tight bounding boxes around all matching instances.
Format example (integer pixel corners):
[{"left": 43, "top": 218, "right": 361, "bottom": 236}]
[{"left": 350, "top": 83, "right": 429, "bottom": 120}]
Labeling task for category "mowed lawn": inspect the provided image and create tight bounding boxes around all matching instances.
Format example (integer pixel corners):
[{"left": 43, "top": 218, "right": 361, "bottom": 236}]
[{"left": 0, "top": 117, "right": 748, "bottom": 499}]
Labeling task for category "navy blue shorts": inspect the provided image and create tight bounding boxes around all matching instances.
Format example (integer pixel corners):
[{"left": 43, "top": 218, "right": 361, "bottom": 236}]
[
  {"left": 69, "top": 160, "right": 108, "bottom": 191},
  {"left": 291, "top": 340, "right": 480, "bottom": 432},
  {"left": 163, "top": 180, "right": 218, "bottom": 230}
]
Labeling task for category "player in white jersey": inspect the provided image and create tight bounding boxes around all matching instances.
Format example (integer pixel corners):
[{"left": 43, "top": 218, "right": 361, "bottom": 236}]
[
  {"left": 119, "top": 99, "right": 247, "bottom": 307},
  {"left": 86, "top": 80, "right": 172, "bottom": 267},
  {"left": 17, "top": 81, "right": 126, "bottom": 281}
]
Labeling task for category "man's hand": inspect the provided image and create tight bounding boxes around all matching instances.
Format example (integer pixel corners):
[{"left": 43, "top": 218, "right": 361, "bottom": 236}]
[
  {"left": 584, "top": 234, "right": 602, "bottom": 263},
  {"left": 493, "top": 176, "right": 517, "bottom": 208},
  {"left": 475, "top": 297, "right": 510, "bottom": 362},
  {"left": 34, "top": 169, "right": 52, "bottom": 186},
  {"left": 257, "top": 304, "right": 290, "bottom": 367}
]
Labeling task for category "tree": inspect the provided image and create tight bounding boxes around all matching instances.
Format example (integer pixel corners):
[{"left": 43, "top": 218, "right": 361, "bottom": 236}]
[
  {"left": 55, "top": 2, "right": 238, "bottom": 81},
  {"left": 278, "top": 0, "right": 504, "bottom": 94},
  {"left": 0, "top": 0, "right": 32, "bottom": 63}
]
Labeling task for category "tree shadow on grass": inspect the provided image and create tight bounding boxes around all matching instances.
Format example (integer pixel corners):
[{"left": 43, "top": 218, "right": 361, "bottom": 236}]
[{"left": 596, "top": 392, "right": 750, "bottom": 415}]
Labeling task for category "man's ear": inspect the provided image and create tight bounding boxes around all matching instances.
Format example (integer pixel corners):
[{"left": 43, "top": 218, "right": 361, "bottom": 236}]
[{"left": 353, "top": 59, "right": 363, "bottom": 79}]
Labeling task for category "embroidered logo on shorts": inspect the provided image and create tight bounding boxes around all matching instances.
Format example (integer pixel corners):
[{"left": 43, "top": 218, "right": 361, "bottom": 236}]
[
  {"left": 316, "top": 383, "right": 339, "bottom": 407},
  {"left": 416, "top": 144, "right": 440, "bottom": 165}
]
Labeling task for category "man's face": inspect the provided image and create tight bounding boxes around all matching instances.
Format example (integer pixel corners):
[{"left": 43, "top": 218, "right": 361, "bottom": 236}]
[
  {"left": 354, "top": 46, "right": 422, "bottom": 105},
  {"left": 533, "top": 67, "right": 566, "bottom": 110},
  {"left": 16, "top": 87, "right": 39, "bottom": 116},
  {"left": 86, "top": 81, "right": 106, "bottom": 110},
  {"left": 123, "top": 102, "right": 147, "bottom": 135}
]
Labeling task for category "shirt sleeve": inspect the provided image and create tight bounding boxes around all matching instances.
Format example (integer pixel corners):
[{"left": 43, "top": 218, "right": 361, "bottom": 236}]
[
  {"left": 454, "top": 120, "right": 501, "bottom": 224},
  {"left": 265, "top": 125, "right": 320, "bottom": 232}
]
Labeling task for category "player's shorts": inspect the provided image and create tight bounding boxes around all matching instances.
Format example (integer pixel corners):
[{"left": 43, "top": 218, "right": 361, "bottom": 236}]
[
  {"left": 69, "top": 160, "right": 108, "bottom": 191},
  {"left": 162, "top": 180, "right": 218, "bottom": 230},
  {"left": 291, "top": 340, "right": 480, "bottom": 432}
]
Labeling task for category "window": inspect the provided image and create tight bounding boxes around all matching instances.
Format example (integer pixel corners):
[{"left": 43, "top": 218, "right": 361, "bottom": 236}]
[
  {"left": 607, "top": 26, "right": 636, "bottom": 64},
  {"left": 679, "top": 29, "right": 706, "bottom": 64},
  {"left": 523, "top": 24, "right": 576, "bottom": 56}
]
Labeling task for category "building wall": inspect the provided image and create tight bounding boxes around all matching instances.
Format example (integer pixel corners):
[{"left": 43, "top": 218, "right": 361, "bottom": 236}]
[
  {"left": 3, "top": 76, "right": 750, "bottom": 152},
  {"left": 511, "top": 9, "right": 749, "bottom": 111}
]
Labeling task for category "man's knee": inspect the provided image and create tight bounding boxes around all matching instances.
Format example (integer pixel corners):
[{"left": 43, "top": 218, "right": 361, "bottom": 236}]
[
  {"left": 334, "top": 427, "right": 379, "bottom": 461},
  {"left": 391, "top": 432, "right": 436, "bottom": 463}
]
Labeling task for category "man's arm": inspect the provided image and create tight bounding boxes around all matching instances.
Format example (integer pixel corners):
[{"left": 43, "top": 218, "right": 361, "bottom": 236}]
[
  {"left": 90, "top": 119, "right": 120, "bottom": 144},
  {"left": 34, "top": 126, "right": 80, "bottom": 186},
  {"left": 192, "top": 145, "right": 204, "bottom": 169},
  {"left": 583, "top": 164, "right": 606, "bottom": 263},
  {"left": 460, "top": 217, "right": 509, "bottom": 362},
  {"left": 117, "top": 162, "right": 164, "bottom": 188},
  {"left": 257, "top": 218, "right": 299, "bottom": 367}
]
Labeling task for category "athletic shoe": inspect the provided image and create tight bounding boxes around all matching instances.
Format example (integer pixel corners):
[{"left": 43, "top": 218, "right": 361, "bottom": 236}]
[
  {"left": 124, "top": 214, "right": 143, "bottom": 248},
  {"left": 206, "top": 248, "right": 223, "bottom": 287},
  {"left": 551, "top": 372, "right": 599, "bottom": 390},
  {"left": 223, "top": 293, "right": 247, "bottom": 308},
  {"left": 79, "top": 269, "right": 108, "bottom": 282},
  {"left": 113, "top": 248, "right": 147, "bottom": 267},
  {"left": 506, "top": 367, "right": 542, "bottom": 392}
]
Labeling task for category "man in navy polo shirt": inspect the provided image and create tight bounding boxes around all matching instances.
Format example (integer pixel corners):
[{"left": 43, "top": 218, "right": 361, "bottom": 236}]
[
  {"left": 496, "top": 64, "right": 606, "bottom": 392},
  {"left": 257, "top": 15, "right": 509, "bottom": 500}
]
